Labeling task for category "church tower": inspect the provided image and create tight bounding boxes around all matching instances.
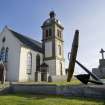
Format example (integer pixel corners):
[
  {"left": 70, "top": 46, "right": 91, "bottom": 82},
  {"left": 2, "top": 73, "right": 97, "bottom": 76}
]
[{"left": 41, "top": 11, "right": 65, "bottom": 76}]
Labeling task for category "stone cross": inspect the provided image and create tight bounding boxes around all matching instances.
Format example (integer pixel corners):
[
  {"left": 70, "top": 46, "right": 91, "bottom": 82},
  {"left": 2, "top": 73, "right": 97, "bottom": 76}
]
[{"left": 100, "top": 48, "right": 105, "bottom": 59}]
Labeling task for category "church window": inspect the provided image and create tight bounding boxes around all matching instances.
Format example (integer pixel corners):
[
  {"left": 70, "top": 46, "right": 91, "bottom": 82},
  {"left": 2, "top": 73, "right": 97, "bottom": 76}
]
[
  {"left": 57, "top": 29, "right": 62, "bottom": 38},
  {"left": 36, "top": 54, "right": 40, "bottom": 72},
  {"left": 27, "top": 52, "right": 32, "bottom": 74},
  {"left": 5, "top": 47, "right": 9, "bottom": 62},
  {"left": 0, "top": 47, "right": 5, "bottom": 62},
  {"left": 49, "top": 28, "right": 52, "bottom": 36},
  {"left": 57, "top": 29, "right": 59, "bottom": 37},
  {"left": 46, "top": 30, "right": 48, "bottom": 38},
  {"left": 58, "top": 45, "right": 61, "bottom": 55},
  {"left": 2, "top": 37, "right": 6, "bottom": 43},
  {"left": 59, "top": 31, "right": 61, "bottom": 38},
  {"left": 60, "top": 62, "right": 62, "bottom": 75}
]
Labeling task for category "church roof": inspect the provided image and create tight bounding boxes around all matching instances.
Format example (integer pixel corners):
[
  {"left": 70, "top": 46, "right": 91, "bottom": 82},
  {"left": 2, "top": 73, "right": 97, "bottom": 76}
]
[
  {"left": 8, "top": 28, "right": 43, "bottom": 53},
  {"left": 41, "top": 11, "right": 64, "bottom": 29}
]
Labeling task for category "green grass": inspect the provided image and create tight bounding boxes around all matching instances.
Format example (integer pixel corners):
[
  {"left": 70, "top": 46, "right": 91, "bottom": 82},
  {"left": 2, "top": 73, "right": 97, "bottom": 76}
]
[
  {"left": 48, "top": 79, "right": 81, "bottom": 85},
  {"left": 18, "top": 78, "right": 81, "bottom": 86},
  {"left": 0, "top": 79, "right": 104, "bottom": 105},
  {"left": 0, "top": 93, "right": 104, "bottom": 105}
]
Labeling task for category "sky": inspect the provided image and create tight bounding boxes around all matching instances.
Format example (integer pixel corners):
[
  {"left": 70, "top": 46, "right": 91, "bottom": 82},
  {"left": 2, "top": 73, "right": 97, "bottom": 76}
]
[{"left": 0, "top": 0, "right": 105, "bottom": 74}]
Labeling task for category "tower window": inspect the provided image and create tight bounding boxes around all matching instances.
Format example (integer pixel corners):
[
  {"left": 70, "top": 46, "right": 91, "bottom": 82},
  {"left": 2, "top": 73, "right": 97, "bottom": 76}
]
[
  {"left": 27, "top": 52, "right": 32, "bottom": 74},
  {"left": 49, "top": 28, "right": 52, "bottom": 36},
  {"left": 45, "top": 30, "right": 48, "bottom": 38},
  {"left": 57, "top": 29, "right": 59, "bottom": 37},
  {"left": 45, "top": 29, "right": 52, "bottom": 38},
  {"left": 57, "top": 29, "right": 61, "bottom": 38},
  {"left": 59, "top": 31, "right": 61, "bottom": 38},
  {"left": 58, "top": 45, "right": 61, "bottom": 55},
  {"left": 60, "top": 62, "right": 62, "bottom": 75}
]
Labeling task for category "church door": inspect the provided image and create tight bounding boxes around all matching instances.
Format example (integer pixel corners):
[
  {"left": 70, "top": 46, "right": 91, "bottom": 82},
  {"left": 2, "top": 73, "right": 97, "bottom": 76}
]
[{"left": 0, "top": 64, "right": 4, "bottom": 83}]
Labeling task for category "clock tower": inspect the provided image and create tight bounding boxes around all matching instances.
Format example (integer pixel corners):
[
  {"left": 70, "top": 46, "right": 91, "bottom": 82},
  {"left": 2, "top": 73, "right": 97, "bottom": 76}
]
[{"left": 41, "top": 11, "right": 65, "bottom": 76}]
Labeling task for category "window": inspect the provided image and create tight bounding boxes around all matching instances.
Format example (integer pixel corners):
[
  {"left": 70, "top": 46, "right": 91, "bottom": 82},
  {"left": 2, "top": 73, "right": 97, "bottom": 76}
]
[
  {"left": 2, "top": 37, "right": 6, "bottom": 43},
  {"left": 57, "top": 29, "right": 62, "bottom": 38},
  {"left": 5, "top": 47, "right": 9, "bottom": 62},
  {"left": 0, "top": 47, "right": 5, "bottom": 62},
  {"left": 36, "top": 54, "right": 40, "bottom": 72},
  {"left": 59, "top": 31, "right": 61, "bottom": 38},
  {"left": 45, "top": 29, "right": 52, "bottom": 38},
  {"left": 58, "top": 45, "right": 61, "bottom": 55},
  {"left": 46, "top": 30, "right": 48, "bottom": 38},
  {"left": 57, "top": 29, "right": 59, "bottom": 37},
  {"left": 49, "top": 28, "right": 52, "bottom": 36},
  {"left": 27, "top": 52, "right": 32, "bottom": 74},
  {"left": 60, "top": 62, "right": 62, "bottom": 75}
]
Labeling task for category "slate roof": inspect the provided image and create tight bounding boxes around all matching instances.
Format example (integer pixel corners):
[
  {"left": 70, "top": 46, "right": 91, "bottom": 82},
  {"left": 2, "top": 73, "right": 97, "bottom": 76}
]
[{"left": 8, "top": 28, "right": 43, "bottom": 53}]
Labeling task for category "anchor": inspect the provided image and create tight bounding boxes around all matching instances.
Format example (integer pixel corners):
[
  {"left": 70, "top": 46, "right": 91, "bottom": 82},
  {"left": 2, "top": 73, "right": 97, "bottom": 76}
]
[{"left": 67, "top": 30, "right": 104, "bottom": 85}]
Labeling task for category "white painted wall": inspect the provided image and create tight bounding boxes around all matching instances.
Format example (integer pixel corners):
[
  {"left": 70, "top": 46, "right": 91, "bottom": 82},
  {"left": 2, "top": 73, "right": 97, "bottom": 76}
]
[
  {"left": 45, "top": 41, "right": 52, "bottom": 57},
  {"left": 0, "top": 27, "right": 21, "bottom": 81},
  {"left": 45, "top": 60, "right": 56, "bottom": 75},
  {"left": 55, "top": 39, "right": 64, "bottom": 58},
  {"left": 0, "top": 27, "right": 43, "bottom": 82},
  {"left": 45, "top": 59, "right": 65, "bottom": 76},
  {"left": 56, "top": 59, "right": 65, "bottom": 75},
  {"left": 19, "top": 47, "right": 43, "bottom": 82}
]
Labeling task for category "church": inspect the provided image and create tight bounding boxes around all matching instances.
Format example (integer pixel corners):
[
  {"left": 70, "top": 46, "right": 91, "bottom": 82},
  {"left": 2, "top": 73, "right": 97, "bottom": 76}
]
[{"left": 0, "top": 11, "right": 66, "bottom": 82}]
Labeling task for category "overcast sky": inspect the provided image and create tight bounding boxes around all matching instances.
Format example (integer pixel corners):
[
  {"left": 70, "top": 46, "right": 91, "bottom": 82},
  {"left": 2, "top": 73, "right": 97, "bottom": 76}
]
[{"left": 0, "top": 0, "right": 105, "bottom": 74}]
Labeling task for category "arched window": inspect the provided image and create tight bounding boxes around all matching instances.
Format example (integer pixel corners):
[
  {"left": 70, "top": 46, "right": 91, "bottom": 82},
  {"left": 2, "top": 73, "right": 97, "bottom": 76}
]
[
  {"left": 57, "top": 29, "right": 62, "bottom": 38},
  {"left": 0, "top": 47, "right": 5, "bottom": 62},
  {"left": 60, "top": 62, "right": 62, "bottom": 75},
  {"left": 36, "top": 54, "right": 40, "bottom": 72},
  {"left": 5, "top": 47, "right": 9, "bottom": 62},
  {"left": 45, "top": 30, "right": 48, "bottom": 38},
  {"left": 58, "top": 45, "right": 61, "bottom": 55},
  {"left": 49, "top": 28, "right": 52, "bottom": 36},
  {"left": 27, "top": 52, "right": 32, "bottom": 74}
]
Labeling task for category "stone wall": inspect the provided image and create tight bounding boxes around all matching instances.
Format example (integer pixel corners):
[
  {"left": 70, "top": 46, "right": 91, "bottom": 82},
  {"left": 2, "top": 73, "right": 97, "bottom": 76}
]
[
  {"left": 10, "top": 83, "right": 105, "bottom": 99},
  {"left": 1, "top": 83, "right": 105, "bottom": 100},
  {"left": 48, "top": 75, "right": 67, "bottom": 82},
  {"left": 11, "top": 84, "right": 56, "bottom": 95}
]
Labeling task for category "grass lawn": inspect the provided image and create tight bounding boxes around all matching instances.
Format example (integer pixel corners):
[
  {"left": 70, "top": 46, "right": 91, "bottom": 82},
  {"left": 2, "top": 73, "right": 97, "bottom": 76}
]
[
  {"left": 0, "top": 79, "right": 104, "bottom": 105},
  {"left": 17, "top": 78, "right": 81, "bottom": 86},
  {"left": 0, "top": 93, "right": 105, "bottom": 105},
  {"left": 48, "top": 79, "right": 81, "bottom": 85}
]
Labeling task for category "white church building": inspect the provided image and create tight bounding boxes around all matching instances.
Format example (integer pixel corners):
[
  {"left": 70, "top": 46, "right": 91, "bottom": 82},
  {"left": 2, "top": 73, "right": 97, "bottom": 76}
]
[{"left": 0, "top": 11, "right": 66, "bottom": 82}]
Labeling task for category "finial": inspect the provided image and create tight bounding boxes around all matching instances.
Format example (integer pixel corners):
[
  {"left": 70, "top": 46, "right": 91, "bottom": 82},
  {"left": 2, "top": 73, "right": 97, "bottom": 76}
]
[{"left": 49, "top": 11, "right": 56, "bottom": 18}]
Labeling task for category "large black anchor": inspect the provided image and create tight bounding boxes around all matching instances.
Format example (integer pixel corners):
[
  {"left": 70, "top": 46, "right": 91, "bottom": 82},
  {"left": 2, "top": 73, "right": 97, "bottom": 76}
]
[{"left": 67, "top": 30, "right": 104, "bottom": 85}]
